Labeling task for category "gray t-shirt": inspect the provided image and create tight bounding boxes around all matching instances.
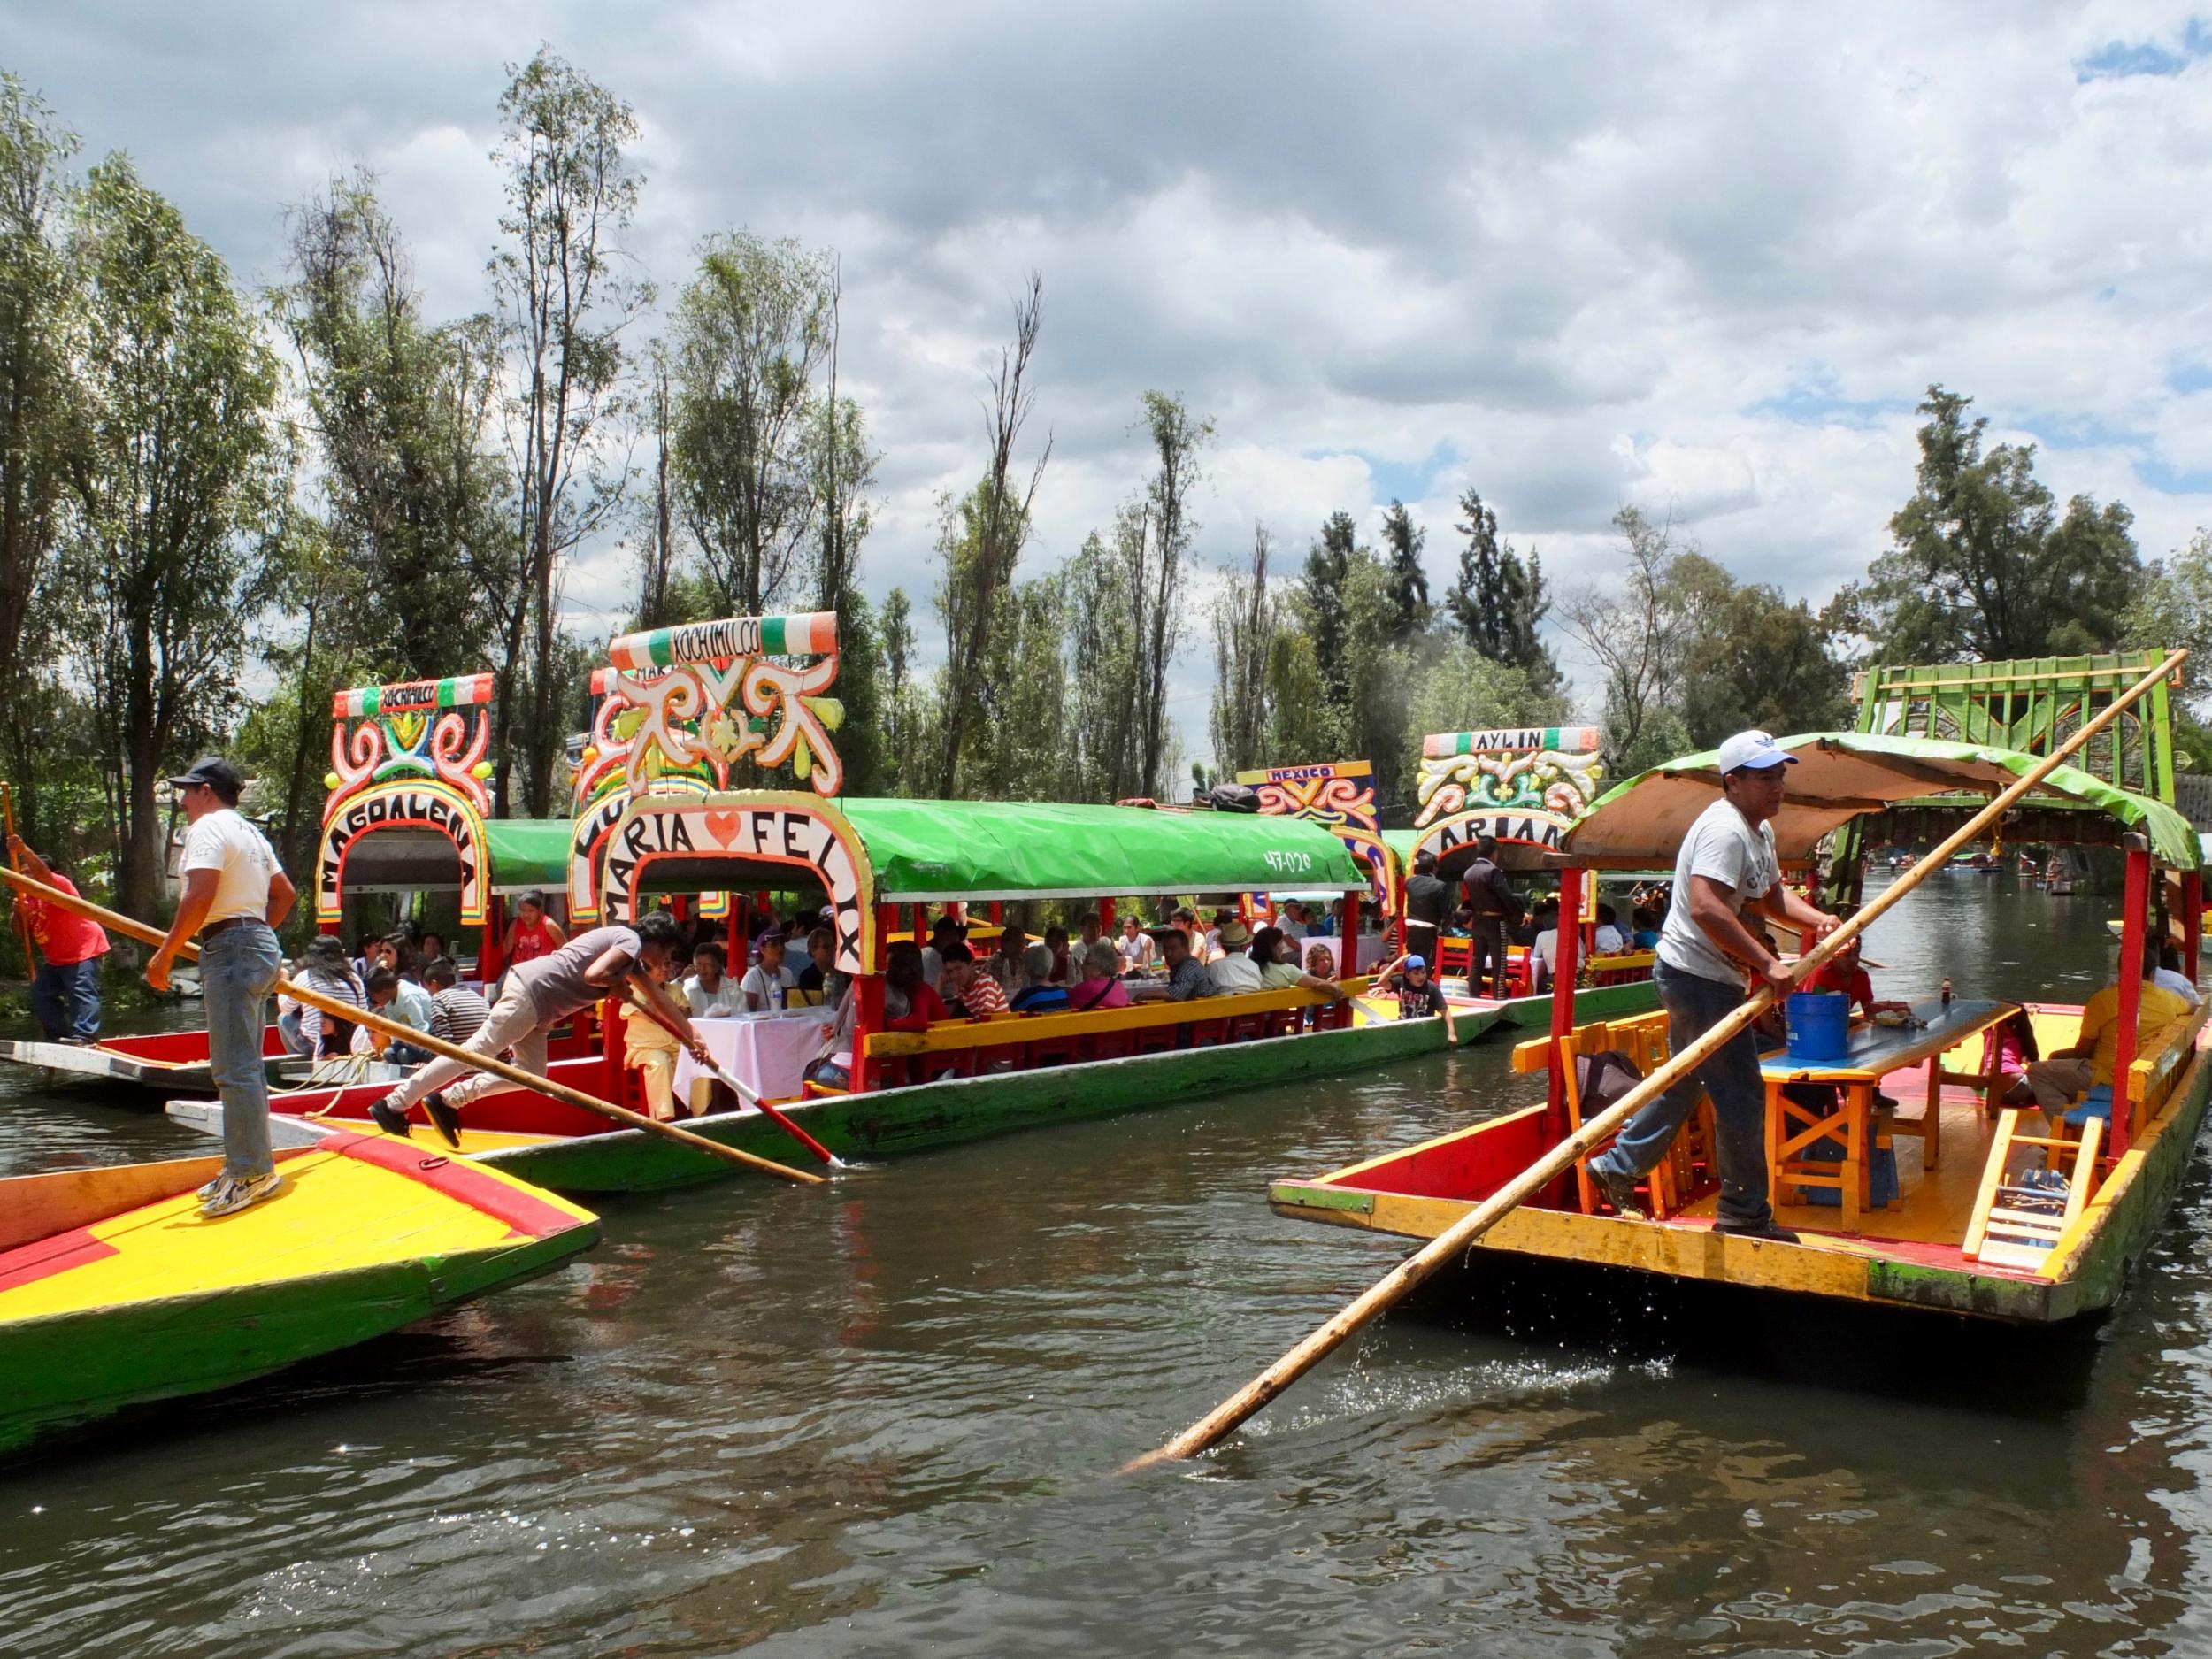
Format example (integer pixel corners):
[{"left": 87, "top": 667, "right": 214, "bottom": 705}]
[
  {"left": 513, "top": 925, "right": 641, "bottom": 1019},
  {"left": 1656, "top": 798, "right": 1779, "bottom": 984}
]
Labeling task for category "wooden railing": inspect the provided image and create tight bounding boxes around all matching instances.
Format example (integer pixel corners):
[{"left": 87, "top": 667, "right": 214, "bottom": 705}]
[
  {"left": 2125, "top": 1000, "right": 2211, "bottom": 1133},
  {"left": 864, "top": 979, "right": 1366, "bottom": 1058}
]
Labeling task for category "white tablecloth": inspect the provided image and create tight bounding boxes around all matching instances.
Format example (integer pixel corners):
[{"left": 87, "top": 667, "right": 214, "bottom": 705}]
[{"left": 675, "top": 1009, "right": 834, "bottom": 1107}]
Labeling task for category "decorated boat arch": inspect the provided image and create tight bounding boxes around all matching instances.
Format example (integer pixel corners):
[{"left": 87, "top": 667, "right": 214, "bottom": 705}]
[
  {"left": 1409, "top": 725, "right": 1606, "bottom": 874},
  {"left": 1235, "top": 758, "right": 1398, "bottom": 913}
]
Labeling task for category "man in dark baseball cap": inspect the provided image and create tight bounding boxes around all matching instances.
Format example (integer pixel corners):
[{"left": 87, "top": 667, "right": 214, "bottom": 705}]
[{"left": 166, "top": 756, "right": 245, "bottom": 804}]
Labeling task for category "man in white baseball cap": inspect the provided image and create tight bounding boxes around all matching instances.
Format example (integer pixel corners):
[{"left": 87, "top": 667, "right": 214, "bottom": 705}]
[{"left": 1586, "top": 728, "right": 1838, "bottom": 1242}]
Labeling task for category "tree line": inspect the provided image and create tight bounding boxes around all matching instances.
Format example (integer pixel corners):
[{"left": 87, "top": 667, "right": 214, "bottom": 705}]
[{"left": 2, "top": 57, "right": 2207, "bottom": 941}]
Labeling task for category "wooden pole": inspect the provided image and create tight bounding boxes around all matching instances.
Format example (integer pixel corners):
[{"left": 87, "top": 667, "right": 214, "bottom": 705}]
[
  {"left": 2112, "top": 839, "right": 2150, "bottom": 1158},
  {"left": 1123, "top": 648, "right": 2188, "bottom": 1471},
  {"left": 614, "top": 983, "right": 846, "bottom": 1169},
  {"left": 0, "top": 865, "right": 825, "bottom": 1187},
  {"left": 1543, "top": 864, "right": 1582, "bottom": 1146},
  {"left": 2, "top": 784, "right": 36, "bottom": 976}
]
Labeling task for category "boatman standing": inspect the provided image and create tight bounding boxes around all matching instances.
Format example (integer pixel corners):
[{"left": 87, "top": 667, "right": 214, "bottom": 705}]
[
  {"left": 1402, "top": 849, "right": 1452, "bottom": 973},
  {"left": 143, "top": 757, "right": 297, "bottom": 1219},
  {"left": 1585, "top": 730, "right": 1837, "bottom": 1243}
]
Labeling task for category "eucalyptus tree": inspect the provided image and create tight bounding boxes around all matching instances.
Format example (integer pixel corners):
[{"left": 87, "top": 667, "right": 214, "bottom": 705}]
[
  {"left": 60, "top": 157, "right": 282, "bottom": 917},
  {"left": 489, "top": 48, "right": 647, "bottom": 814}
]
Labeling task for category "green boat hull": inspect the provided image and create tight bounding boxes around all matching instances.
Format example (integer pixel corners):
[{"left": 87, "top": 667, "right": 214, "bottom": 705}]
[
  {"left": 484, "top": 1010, "right": 1504, "bottom": 1194},
  {"left": 0, "top": 1230, "right": 592, "bottom": 1458},
  {"left": 1479, "top": 979, "right": 1659, "bottom": 1027}
]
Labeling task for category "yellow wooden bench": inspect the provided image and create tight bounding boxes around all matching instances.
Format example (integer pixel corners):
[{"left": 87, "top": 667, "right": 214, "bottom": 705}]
[{"left": 864, "top": 978, "right": 1371, "bottom": 1060}]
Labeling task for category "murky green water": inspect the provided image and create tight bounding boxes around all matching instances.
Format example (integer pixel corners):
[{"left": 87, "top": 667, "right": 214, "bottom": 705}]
[{"left": 4, "top": 873, "right": 2208, "bottom": 1656}]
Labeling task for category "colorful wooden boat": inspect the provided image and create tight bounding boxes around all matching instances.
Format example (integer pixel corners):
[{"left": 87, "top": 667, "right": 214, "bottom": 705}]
[
  {"left": 0, "top": 673, "right": 583, "bottom": 1096},
  {"left": 1272, "top": 717, "right": 2208, "bottom": 1326},
  {"left": 173, "top": 611, "right": 1541, "bottom": 1191},
  {"left": 0, "top": 1130, "right": 599, "bottom": 1456}
]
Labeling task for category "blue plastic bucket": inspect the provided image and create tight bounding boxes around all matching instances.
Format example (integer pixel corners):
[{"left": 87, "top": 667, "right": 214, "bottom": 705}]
[{"left": 1785, "top": 992, "right": 1850, "bottom": 1064}]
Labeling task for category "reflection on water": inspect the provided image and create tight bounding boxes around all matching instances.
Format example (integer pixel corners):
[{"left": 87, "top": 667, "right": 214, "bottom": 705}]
[{"left": 2, "top": 874, "right": 2208, "bottom": 1656}]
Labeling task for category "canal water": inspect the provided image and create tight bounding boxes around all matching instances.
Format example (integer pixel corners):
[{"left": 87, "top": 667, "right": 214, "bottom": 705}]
[{"left": 3, "top": 873, "right": 2205, "bottom": 1656}]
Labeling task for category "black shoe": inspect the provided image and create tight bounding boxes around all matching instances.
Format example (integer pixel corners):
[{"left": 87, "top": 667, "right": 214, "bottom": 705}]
[
  {"left": 422, "top": 1092, "right": 463, "bottom": 1149},
  {"left": 1716, "top": 1218, "right": 1800, "bottom": 1244},
  {"left": 369, "top": 1100, "right": 411, "bottom": 1138},
  {"left": 1590, "top": 1162, "right": 1646, "bottom": 1219}
]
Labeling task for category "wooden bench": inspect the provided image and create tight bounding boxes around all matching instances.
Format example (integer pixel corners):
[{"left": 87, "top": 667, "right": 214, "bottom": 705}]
[{"left": 1511, "top": 1010, "right": 1711, "bottom": 1217}]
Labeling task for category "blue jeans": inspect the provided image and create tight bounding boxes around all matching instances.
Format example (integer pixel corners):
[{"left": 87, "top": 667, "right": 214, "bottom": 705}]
[
  {"left": 1589, "top": 958, "right": 1773, "bottom": 1228},
  {"left": 31, "top": 957, "right": 103, "bottom": 1041},
  {"left": 203, "top": 920, "right": 283, "bottom": 1179}
]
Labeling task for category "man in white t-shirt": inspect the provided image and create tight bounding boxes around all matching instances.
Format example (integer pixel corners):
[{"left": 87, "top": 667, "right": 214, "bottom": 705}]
[
  {"left": 1585, "top": 730, "right": 1839, "bottom": 1244},
  {"left": 144, "top": 757, "right": 298, "bottom": 1218}
]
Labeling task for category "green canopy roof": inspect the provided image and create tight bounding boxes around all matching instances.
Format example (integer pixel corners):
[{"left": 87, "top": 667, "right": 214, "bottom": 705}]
[
  {"left": 624, "top": 796, "right": 1371, "bottom": 903},
  {"left": 1565, "top": 733, "right": 2200, "bottom": 871},
  {"left": 485, "top": 818, "right": 572, "bottom": 893},
  {"left": 842, "top": 798, "right": 1369, "bottom": 902}
]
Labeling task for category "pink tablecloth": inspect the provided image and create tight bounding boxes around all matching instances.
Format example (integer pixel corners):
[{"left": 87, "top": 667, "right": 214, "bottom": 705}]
[{"left": 675, "top": 1010, "right": 834, "bottom": 1108}]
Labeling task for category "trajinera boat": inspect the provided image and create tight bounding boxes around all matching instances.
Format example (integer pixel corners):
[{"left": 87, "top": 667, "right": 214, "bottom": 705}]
[
  {"left": 0, "top": 1128, "right": 599, "bottom": 1456},
  {"left": 0, "top": 672, "right": 583, "bottom": 1094},
  {"left": 1271, "top": 699, "right": 2208, "bottom": 1325},
  {"left": 173, "top": 611, "right": 1508, "bottom": 1192}
]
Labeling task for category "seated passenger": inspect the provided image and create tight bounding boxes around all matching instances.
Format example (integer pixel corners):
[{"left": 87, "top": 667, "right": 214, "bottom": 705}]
[
  {"left": 1068, "top": 940, "right": 1132, "bottom": 1010},
  {"left": 1528, "top": 903, "right": 1560, "bottom": 990},
  {"left": 1043, "top": 925, "right": 1073, "bottom": 984},
  {"left": 282, "top": 934, "right": 365, "bottom": 1057},
  {"left": 1117, "top": 915, "right": 1156, "bottom": 976},
  {"left": 620, "top": 956, "right": 691, "bottom": 1121},
  {"left": 1303, "top": 941, "right": 1337, "bottom": 979},
  {"left": 1631, "top": 905, "right": 1663, "bottom": 951},
  {"left": 1251, "top": 925, "right": 1346, "bottom": 1000},
  {"left": 741, "top": 932, "right": 797, "bottom": 1012},
  {"left": 883, "top": 942, "right": 949, "bottom": 1031},
  {"left": 1801, "top": 933, "right": 1910, "bottom": 1020},
  {"left": 1592, "top": 903, "right": 1627, "bottom": 954},
  {"left": 1076, "top": 912, "right": 1106, "bottom": 960},
  {"left": 990, "top": 924, "right": 1032, "bottom": 991},
  {"left": 2155, "top": 943, "right": 2201, "bottom": 1010},
  {"left": 1207, "top": 919, "right": 1264, "bottom": 993},
  {"left": 1144, "top": 927, "right": 1214, "bottom": 1001},
  {"left": 423, "top": 956, "right": 489, "bottom": 1046},
  {"left": 357, "top": 966, "right": 434, "bottom": 1066},
  {"left": 1278, "top": 901, "right": 1309, "bottom": 940},
  {"left": 1010, "top": 944, "right": 1071, "bottom": 1013},
  {"left": 795, "top": 925, "right": 844, "bottom": 1007},
  {"left": 1988, "top": 1007, "right": 2042, "bottom": 1105},
  {"left": 1374, "top": 952, "right": 1455, "bottom": 1039},
  {"left": 940, "top": 941, "right": 1010, "bottom": 1018},
  {"left": 684, "top": 941, "right": 742, "bottom": 1018},
  {"left": 2022, "top": 939, "right": 2191, "bottom": 1125}
]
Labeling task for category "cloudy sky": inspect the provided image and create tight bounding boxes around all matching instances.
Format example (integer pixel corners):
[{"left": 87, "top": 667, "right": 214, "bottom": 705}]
[{"left": 10, "top": 2, "right": 2212, "bottom": 736}]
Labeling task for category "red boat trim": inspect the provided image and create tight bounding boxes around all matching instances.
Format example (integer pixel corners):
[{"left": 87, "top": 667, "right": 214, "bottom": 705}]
[
  {"left": 323, "top": 1129, "right": 585, "bottom": 1239},
  {"left": 0, "top": 1225, "right": 120, "bottom": 1294}
]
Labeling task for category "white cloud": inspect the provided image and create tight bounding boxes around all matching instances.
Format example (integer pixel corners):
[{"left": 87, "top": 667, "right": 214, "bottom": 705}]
[{"left": 12, "top": 0, "right": 2212, "bottom": 747}]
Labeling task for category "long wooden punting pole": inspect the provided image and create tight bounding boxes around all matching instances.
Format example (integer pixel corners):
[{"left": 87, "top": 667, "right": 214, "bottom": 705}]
[
  {"left": 2, "top": 785, "right": 35, "bottom": 976},
  {"left": 614, "top": 983, "right": 848, "bottom": 1169},
  {"left": 1125, "top": 648, "right": 2189, "bottom": 1472},
  {"left": 0, "top": 866, "right": 825, "bottom": 1187}
]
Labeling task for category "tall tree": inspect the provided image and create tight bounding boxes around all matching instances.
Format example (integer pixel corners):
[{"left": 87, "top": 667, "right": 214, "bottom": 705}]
[
  {"left": 1559, "top": 507, "right": 1698, "bottom": 775},
  {"left": 934, "top": 273, "right": 1048, "bottom": 794},
  {"left": 878, "top": 584, "right": 918, "bottom": 793},
  {"left": 632, "top": 343, "right": 680, "bottom": 629},
  {"left": 669, "top": 232, "right": 834, "bottom": 617},
  {"left": 1302, "top": 510, "right": 1356, "bottom": 701},
  {"left": 1208, "top": 524, "right": 1273, "bottom": 777},
  {"left": 1842, "top": 385, "right": 2142, "bottom": 663},
  {"left": 60, "top": 157, "right": 281, "bottom": 917},
  {"left": 489, "top": 48, "right": 646, "bottom": 814},
  {"left": 1445, "top": 487, "right": 1562, "bottom": 695},
  {"left": 271, "top": 170, "right": 505, "bottom": 680},
  {"left": 0, "top": 75, "right": 76, "bottom": 841},
  {"left": 1378, "top": 498, "right": 1429, "bottom": 641},
  {"left": 1061, "top": 516, "right": 1147, "bottom": 801},
  {"left": 1133, "top": 389, "right": 1211, "bottom": 793}
]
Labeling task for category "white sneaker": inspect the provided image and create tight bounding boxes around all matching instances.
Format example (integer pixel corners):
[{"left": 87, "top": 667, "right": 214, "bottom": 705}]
[{"left": 200, "top": 1171, "right": 283, "bottom": 1218}]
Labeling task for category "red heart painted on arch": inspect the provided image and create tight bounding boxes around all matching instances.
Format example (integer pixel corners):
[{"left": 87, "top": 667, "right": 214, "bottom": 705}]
[{"left": 704, "top": 810, "right": 741, "bottom": 846}]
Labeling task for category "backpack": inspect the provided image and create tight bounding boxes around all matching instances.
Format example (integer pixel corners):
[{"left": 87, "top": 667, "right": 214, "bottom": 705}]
[
  {"left": 1203, "top": 782, "right": 1262, "bottom": 813},
  {"left": 1573, "top": 1048, "right": 1645, "bottom": 1114}
]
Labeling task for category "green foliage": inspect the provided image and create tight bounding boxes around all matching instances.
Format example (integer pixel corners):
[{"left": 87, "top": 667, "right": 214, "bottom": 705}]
[
  {"left": 1062, "top": 518, "right": 1148, "bottom": 801},
  {"left": 1133, "top": 389, "right": 1213, "bottom": 793},
  {"left": 1840, "top": 386, "right": 2143, "bottom": 663},
  {"left": 490, "top": 47, "right": 647, "bottom": 815},
  {"left": 670, "top": 232, "right": 836, "bottom": 615},
  {"left": 2124, "top": 526, "right": 2212, "bottom": 718},
  {"left": 269, "top": 171, "right": 506, "bottom": 686},
  {"left": 61, "top": 154, "right": 283, "bottom": 914},
  {"left": 1208, "top": 526, "right": 1274, "bottom": 778},
  {"left": 1378, "top": 499, "right": 1429, "bottom": 641},
  {"left": 1443, "top": 488, "right": 1562, "bottom": 695},
  {"left": 1302, "top": 511, "right": 1357, "bottom": 701}
]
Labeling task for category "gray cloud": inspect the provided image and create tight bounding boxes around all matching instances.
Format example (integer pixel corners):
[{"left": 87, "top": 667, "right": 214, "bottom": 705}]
[{"left": 9, "top": 0, "right": 2212, "bottom": 736}]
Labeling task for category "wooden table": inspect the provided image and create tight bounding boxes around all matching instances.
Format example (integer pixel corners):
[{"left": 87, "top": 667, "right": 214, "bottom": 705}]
[{"left": 1758, "top": 997, "right": 2017, "bottom": 1225}]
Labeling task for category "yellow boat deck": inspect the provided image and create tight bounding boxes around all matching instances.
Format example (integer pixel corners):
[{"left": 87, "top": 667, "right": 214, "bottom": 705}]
[
  {"left": 0, "top": 1138, "right": 595, "bottom": 1324},
  {"left": 299, "top": 1114, "right": 569, "bottom": 1156}
]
